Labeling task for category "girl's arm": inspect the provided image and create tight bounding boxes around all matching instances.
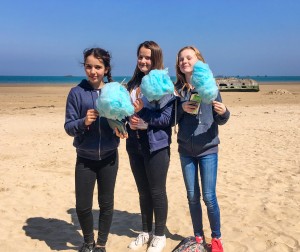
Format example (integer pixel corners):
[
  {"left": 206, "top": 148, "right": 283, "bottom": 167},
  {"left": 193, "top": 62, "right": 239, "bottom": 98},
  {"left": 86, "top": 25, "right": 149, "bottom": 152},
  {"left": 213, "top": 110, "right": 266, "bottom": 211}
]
[
  {"left": 136, "top": 101, "right": 174, "bottom": 128},
  {"left": 213, "top": 92, "right": 230, "bottom": 125},
  {"left": 64, "top": 91, "right": 88, "bottom": 137}
]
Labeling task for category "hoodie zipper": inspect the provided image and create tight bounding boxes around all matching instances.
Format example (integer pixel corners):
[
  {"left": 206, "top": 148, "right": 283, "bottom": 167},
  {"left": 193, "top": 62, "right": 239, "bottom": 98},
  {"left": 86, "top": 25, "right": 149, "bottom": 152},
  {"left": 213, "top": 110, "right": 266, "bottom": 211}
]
[
  {"left": 92, "top": 90, "right": 101, "bottom": 160},
  {"left": 97, "top": 90, "right": 101, "bottom": 160},
  {"left": 198, "top": 107, "right": 202, "bottom": 124}
]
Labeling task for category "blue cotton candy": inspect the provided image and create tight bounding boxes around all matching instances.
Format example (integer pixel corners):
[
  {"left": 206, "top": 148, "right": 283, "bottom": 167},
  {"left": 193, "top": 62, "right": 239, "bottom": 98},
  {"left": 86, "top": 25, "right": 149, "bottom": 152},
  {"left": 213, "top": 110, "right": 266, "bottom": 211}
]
[
  {"left": 191, "top": 61, "right": 218, "bottom": 104},
  {"left": 140, "top": 69, "right": 174, "bottom": 102},
  {"left": 96, "top": 82, "right": 134, "bottom": 121}
]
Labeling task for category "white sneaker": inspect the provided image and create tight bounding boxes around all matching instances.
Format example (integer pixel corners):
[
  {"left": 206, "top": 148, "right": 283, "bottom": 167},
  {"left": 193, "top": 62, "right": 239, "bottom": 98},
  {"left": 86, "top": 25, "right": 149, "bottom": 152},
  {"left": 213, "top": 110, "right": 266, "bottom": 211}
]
[
  {"left": 147, "top": 235, "right": 166, "bottom": 252},
  {"left": 128, "top": 232, "right": 152, "bottom": 250}
]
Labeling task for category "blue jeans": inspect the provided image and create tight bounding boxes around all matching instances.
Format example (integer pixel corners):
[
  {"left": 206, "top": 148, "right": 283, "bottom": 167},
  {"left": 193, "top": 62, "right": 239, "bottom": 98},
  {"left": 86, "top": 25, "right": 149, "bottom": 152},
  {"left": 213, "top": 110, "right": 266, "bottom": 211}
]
[{"left": 180, "top": 153, "right": 221, "bottom": 238}]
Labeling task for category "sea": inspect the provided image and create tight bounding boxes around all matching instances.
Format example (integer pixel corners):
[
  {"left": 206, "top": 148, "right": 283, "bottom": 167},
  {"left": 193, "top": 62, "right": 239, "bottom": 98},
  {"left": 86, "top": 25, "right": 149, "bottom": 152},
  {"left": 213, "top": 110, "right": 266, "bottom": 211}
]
[{"left": 0, "top": 75, "right": 300, "bottom": 85}]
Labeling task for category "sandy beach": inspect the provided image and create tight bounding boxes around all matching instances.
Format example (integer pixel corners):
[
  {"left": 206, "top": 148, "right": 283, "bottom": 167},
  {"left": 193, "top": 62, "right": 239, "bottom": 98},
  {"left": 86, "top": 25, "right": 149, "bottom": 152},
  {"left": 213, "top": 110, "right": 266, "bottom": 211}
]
[{"left": 0, "top": 83, "right": 299, "bottom": 252}]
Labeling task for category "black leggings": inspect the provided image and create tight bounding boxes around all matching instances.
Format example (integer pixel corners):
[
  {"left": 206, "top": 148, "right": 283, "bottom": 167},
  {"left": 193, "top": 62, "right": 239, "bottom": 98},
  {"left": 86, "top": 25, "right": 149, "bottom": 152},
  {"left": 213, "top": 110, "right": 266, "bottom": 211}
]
[
  {"left": 128, "top": 145, "right": 170, "bottom": 236},
  {"left": 75, "top": 151, "right": 118, "bottom": 246}
]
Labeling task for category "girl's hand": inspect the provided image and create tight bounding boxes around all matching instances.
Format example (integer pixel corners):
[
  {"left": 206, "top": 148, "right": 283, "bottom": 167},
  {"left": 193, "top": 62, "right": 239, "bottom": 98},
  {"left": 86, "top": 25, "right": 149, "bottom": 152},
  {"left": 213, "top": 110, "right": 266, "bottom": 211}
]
[
  {"left": 115, "top": 128, "right": 128, "bottom": 139},
  {"left": 133, "top": 98, "right": 144, "bottom": 113},
  {"left": 212, "top": 101, "right": 226, "bottom": 115},
  {"left": 85, "top": 109, "right": 99, "bottom": 126},
  {"left": 182, "top": 101, "right": 199, "bottom": 113},
  {"left": 129, "top": 114, "right": 140, "bottom": 130}
]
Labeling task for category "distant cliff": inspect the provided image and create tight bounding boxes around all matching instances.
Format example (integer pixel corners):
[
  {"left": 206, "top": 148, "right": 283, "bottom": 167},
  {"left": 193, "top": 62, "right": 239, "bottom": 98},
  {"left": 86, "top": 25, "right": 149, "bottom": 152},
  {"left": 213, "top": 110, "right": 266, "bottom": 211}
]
[{"left": 216, "top": 77, "right": 259, "bottom": 92}]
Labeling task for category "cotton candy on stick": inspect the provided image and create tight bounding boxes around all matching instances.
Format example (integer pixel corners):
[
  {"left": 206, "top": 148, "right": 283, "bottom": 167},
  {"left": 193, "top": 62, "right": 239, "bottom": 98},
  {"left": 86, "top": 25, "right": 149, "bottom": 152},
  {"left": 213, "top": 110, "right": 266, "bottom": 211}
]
[
  {"left": 96, "top": 82, "right": 134, "bottom": 134},
  {"left": 191, "top": 61, "right": 218, "bottom": 104},
  {"left": 140, "top": 69, "right": 174, "bottom": 102}
]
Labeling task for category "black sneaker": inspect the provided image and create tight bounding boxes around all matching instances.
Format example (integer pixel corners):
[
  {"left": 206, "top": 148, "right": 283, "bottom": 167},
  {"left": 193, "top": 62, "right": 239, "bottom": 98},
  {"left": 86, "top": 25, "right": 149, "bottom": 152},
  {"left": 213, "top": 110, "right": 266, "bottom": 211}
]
[
  {"left": 78, "top": 242, "right": 95, "bottom": 252},
  {"left": 93, "top": 247, "right": 106, "bottom": 252}
]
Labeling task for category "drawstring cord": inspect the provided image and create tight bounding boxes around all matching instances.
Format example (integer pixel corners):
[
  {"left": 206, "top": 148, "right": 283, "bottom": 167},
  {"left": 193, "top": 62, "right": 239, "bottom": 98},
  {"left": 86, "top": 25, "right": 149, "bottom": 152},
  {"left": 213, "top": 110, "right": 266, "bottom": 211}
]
[
  {"left": 92, "top": 89, "right": 102, "bottom": 160},
  {"left": 91, "top": 90, "right": 96, "bottom": 108},
  {"left": 174, "top": 98, "right": 178, "bottom": 134}
]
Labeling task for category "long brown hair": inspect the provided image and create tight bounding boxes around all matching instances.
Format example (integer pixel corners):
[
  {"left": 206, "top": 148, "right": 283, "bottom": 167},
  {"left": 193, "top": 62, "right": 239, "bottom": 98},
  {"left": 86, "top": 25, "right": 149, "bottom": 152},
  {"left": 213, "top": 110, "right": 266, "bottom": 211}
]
[
  {"left": 175, "top": 46, "right": 205, "bottom": 91},
  {"left": 127, "top": 41, "right": 164, "bottom": 91}
]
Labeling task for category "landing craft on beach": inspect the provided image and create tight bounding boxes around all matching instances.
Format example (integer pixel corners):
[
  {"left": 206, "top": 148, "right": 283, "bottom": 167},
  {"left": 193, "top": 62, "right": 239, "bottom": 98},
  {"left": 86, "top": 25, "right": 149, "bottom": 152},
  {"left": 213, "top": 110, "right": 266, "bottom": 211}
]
[{"left": 216, "top": 77, "right": 259, "bottom": 92}]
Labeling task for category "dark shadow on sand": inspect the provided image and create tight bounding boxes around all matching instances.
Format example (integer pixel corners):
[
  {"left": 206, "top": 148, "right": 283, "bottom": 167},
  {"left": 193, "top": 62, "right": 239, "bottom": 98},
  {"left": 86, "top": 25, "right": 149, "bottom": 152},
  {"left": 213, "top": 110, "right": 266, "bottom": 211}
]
[
  {"left": 22, "top": 216, "right": 81, "bottom": 251},
  {"left": 23, "top": 208, "right": 184, "bottom": 251}
]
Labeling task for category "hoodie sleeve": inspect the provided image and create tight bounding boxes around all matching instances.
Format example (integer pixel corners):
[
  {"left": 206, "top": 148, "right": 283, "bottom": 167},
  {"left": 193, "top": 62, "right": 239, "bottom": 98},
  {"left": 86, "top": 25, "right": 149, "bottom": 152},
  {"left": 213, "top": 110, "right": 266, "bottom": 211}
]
[
  {"left": 213, "top": 91, "right": 230, "bottom": 125},
  {"left": 137, "top": 100, "right": 174, "bottom": 128},
  {"left": 169, "top": 96, "right": 185, "bottom": 127},
  {"left": 64, "top": 89, "right": 87, "bottom": 137}
]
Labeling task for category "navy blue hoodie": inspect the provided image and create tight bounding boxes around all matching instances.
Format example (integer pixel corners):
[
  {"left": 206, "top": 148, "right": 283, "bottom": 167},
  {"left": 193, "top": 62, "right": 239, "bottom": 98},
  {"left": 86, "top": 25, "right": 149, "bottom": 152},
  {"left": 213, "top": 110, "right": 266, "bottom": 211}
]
[
  {"left": 126, "top": 93, "right": 176, "bottom": 153},
  {"left": 64, "top": 79, "right": 119, "bottom": 160}
]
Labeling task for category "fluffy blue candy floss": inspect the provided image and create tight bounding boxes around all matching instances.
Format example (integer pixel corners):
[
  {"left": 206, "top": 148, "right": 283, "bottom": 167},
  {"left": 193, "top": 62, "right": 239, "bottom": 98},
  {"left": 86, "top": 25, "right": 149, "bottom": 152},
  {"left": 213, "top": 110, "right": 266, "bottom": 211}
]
[
  {"left": 96, "top": 82, "right": 134, "bottom": 121},
  {"left": 191, "top": 61, "right": 218, "bottom": 104},
  {"left": 140, "top": 69, "right": 174, "bottom": 102}
]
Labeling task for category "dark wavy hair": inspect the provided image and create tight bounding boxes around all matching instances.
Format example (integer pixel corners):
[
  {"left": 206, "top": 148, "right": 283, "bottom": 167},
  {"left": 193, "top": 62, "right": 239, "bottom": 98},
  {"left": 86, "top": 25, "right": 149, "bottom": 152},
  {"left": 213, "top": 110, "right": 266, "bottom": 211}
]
[
  {"left": 127, "top": 41, "right": 164, "bottom": 91},
  {"left": 83, "top": 48, "right": 113, "bottom": 82}
]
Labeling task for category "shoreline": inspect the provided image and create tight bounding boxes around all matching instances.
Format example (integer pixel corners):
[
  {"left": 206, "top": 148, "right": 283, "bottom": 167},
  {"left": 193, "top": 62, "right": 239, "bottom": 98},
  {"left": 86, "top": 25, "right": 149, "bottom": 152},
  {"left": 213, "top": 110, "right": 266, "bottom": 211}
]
[
  {"left": 0, "top": 83, "right": 76, "bottom": 87},
  {"left": 0, "top": 81, "right": 299, "bottom": 87},
  {"left": 257, "top": 81, "right": 300, "bottom": 85}
]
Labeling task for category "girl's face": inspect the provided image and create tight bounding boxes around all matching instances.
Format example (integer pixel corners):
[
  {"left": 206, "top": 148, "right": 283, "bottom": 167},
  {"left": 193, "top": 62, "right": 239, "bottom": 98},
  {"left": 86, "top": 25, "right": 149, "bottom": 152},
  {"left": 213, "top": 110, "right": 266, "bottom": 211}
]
[
  {"left": 178, "top": 49, "right": 199, "bottom": 76},
  {"left": 137, "top": 46, "right": 152, "bottom": 74},
  {"left": 84, "top": 55, "right": 107, "bottom": 87}
]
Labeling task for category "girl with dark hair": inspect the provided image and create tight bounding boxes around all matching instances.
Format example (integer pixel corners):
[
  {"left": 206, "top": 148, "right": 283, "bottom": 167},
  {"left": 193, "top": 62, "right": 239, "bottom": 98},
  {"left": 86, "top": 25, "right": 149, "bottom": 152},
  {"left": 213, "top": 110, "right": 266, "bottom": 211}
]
[
  {"left": 126, "top": 41, "right": 175, "bottom": 252},
  {"left": 64, "top": 47, "right": 125, "bottom": 252}
]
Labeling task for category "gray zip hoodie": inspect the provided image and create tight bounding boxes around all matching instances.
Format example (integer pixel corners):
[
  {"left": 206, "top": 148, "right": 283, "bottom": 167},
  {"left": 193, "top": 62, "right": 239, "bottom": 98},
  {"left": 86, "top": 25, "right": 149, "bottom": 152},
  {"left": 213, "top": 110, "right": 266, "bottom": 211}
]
[{"left": 175, "top": 88, "right": 230, "bottom": 157}]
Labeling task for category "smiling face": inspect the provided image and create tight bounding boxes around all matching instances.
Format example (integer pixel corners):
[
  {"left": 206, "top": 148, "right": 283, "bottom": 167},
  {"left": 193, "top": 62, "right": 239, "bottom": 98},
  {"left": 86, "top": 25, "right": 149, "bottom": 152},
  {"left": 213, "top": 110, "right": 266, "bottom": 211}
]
[
  {"left": 178, "top": 48, "right": 199, "bottom": 77},
  {"left": 84, "top": 55, "right": 108, "bottom": 88},
  {"left": 137, "top": 46, "right": 152, "bottom": 74}
]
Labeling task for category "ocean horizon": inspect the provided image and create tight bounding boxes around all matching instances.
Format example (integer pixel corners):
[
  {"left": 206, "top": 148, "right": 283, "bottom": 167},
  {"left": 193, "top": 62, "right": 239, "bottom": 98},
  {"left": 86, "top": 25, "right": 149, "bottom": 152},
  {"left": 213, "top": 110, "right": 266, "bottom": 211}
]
[{"left": 0, "top": 75, "right": 300, "bottom": 85}]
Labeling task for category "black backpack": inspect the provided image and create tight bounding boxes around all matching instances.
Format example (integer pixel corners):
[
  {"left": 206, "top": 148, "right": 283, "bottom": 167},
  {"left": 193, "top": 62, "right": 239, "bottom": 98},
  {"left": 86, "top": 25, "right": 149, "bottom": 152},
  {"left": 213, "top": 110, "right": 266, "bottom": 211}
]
[{"left": 172, "top": 236, "right": 208, "bottom": 252}]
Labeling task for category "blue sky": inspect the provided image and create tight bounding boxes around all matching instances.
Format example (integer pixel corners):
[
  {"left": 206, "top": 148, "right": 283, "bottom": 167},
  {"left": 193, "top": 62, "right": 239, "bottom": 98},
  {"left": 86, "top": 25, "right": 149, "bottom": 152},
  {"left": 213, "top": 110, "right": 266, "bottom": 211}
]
[{"left": 1, "top": 0, "right": 299, "bottom": 76}]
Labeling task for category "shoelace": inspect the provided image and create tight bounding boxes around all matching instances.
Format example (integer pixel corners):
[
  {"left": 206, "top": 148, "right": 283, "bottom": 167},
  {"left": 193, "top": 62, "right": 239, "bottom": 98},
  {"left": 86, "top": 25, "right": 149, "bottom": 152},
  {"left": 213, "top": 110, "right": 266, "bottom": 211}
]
[
  {"left": 150, "top": 236, "right": 162, "bottom": 247},
  {"left": 135, "top": 233, "right": 148, "bottom": 245},
  {"left": 79, "top": 243, "right": 94, "bottom": 252}
]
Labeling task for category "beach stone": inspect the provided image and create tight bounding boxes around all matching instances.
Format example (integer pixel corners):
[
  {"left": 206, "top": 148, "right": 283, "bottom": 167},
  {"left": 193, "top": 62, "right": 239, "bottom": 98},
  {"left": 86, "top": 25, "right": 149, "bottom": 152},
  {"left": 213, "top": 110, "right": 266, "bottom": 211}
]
[{"left": 267, "top": 89, "right": 292, "bottom": 95}]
